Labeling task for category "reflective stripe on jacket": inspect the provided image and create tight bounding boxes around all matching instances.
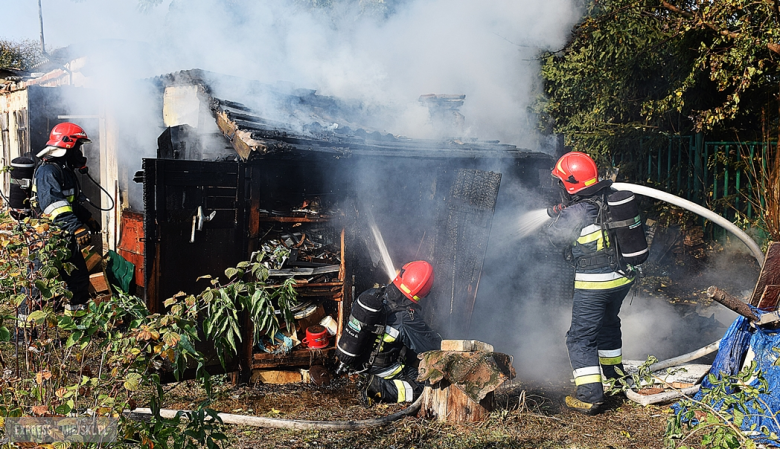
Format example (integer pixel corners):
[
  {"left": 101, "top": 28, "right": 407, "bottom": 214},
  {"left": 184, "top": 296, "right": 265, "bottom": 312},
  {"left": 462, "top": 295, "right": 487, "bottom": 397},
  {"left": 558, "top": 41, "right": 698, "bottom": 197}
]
[
  {"left": 33, "top": 161, "right": 90, "bottom": 234},
  {"left": 547, "top": 196, "right": 633, "bottom": 290}
]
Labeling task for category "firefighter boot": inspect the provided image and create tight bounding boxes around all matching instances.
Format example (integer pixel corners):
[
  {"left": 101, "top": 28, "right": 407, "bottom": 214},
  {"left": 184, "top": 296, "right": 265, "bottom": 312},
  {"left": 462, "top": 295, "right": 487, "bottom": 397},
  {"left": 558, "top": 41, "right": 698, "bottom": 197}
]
[
  {"left": 566, "top": 383, "right": 604, "bottom": 415},
  {"left": 565, "top": 395, "right": 603, "bottom": 416},
  {"left": 361, "top": 375, "right": 383, "bottom": 407}
]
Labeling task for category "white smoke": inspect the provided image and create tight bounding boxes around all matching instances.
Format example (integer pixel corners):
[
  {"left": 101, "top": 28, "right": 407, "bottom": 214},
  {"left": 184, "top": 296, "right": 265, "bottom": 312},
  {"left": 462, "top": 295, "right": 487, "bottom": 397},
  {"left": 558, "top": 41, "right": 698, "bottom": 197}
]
[{"left": 5, "top": 0, "right": 582, "bottom": 147}]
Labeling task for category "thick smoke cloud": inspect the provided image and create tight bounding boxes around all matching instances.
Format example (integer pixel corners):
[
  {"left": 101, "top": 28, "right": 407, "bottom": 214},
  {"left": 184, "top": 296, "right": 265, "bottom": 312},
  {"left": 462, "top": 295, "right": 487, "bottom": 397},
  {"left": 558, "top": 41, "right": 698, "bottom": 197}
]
[
  {"left": 7, "top": 0, "right": 582, "bottom": 147},
  {"left": 6, "top": 0, "right": 758, "bottom": 388}
]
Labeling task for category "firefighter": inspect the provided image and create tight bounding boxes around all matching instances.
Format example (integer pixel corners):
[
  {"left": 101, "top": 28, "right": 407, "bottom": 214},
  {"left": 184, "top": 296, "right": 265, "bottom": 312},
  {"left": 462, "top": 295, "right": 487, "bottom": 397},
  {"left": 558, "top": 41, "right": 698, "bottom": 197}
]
[
  {"left": 335, "top": 260, "right": 442, "bottom": 405},
  {"left": 546, "top": 152, "right": 635, "bottom": 415},
  {"left": 28, "top": 122, "right": 100, "bottom": 318}
]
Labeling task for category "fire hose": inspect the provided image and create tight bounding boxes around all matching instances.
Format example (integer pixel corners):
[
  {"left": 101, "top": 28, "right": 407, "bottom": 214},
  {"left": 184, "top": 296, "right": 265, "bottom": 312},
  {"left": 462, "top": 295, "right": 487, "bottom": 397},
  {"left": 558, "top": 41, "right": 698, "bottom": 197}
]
[
  {"left": 612, "top": 183, "right": 762, "bottom": 381},
  {"left": 124, "top": 394, "right": 423, "bottom": 430}
]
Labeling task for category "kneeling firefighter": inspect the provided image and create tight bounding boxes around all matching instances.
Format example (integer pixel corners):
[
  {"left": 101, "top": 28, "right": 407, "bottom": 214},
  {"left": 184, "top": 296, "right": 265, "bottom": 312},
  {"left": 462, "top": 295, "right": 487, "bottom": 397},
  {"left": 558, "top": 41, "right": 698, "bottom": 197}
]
[
  {"left": 335, "top": 260, "right": 442, "bottom": 404},
  {"left": 25, "top": 123, "right": 100, "bottom": 320},
  {"left": 545, "top": 152, "right": 647, "bottom": 415}
]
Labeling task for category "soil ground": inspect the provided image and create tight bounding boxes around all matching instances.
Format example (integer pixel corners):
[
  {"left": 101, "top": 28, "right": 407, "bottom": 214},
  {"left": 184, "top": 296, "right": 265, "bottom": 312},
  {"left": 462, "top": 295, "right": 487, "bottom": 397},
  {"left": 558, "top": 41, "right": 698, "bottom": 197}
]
[{"left": 160, "top": 376, "right": 670, "bottom": 449}]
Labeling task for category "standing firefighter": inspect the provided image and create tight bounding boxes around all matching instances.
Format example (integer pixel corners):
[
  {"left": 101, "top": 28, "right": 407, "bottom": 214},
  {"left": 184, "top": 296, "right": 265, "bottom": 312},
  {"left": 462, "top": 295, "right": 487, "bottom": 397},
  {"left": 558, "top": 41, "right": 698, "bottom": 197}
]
[
  {"left": 546, "top": 152, "right": 647, "bottom": 415},
  {"left": 335, "top": 260, "right": 442, "bottom": 405},
  {"left": 30, "top": 122, "right": 100, "bottom": 317}
]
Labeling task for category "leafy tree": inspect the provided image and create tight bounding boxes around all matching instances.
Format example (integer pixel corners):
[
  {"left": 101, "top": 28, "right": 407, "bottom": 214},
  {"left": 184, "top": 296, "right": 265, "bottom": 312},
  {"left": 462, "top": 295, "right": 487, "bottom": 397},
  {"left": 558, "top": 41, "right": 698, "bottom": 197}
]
[
  {"left": 0, "top": 39, "right": 45, "bottom": 71},
  {"left": 541, "top": 0, "right": 780, "bottom": 164}
]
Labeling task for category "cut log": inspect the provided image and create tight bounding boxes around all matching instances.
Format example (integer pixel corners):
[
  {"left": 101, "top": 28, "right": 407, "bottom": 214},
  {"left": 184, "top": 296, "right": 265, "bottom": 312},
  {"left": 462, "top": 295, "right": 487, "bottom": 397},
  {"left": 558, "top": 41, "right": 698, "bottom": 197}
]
[{"left": 419, "top": 379, "right": 493, "bottom": 423}]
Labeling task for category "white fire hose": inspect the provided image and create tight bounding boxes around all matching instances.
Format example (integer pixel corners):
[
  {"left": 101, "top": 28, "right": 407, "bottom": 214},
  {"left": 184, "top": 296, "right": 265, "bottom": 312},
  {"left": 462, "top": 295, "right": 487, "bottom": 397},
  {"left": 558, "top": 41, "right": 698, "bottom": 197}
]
[{"left": 612, "top": 183, "right": 763, "bottom": 393}]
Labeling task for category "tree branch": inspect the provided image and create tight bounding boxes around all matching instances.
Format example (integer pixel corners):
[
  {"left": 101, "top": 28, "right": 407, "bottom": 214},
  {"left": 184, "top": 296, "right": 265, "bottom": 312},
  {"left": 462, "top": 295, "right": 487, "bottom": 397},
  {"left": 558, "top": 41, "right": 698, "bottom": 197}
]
[{"left": 660, "top": 1, "right": 780, "bottom": 56}]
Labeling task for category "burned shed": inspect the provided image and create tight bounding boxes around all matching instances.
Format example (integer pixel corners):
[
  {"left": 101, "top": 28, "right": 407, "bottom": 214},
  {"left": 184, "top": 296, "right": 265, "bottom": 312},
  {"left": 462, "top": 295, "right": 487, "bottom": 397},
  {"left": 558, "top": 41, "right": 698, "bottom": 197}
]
[{"left": 136, "top": 70, "right": 557, "bottom": 378}]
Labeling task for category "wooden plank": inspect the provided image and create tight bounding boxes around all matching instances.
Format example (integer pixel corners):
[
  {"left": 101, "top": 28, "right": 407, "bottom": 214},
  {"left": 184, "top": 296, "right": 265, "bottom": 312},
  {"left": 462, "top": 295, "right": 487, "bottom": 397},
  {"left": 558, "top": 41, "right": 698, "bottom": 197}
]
[
  {"left": 430, "top": 169, "right": 502, "bottom": 334},
  {"left": 250, "top": 370, "right": 303, "bottom": 384},
  {"left": 88, "top": 272, "right": 110, "bottom": 294},
  {"left": 440, "top": 340, "right": 494, "bottom": 352},
  {"left": 268, "top": 265, "right": 340, "bottom": 277},
  {"left": 205, "top": 196, "right": 238, "bottom": 209},
  {"left": 216, "top": 109, "right": 268, "bottom": 160},
  {"left": 256, "top": 216, "right": 332, "bottom": 223},
  {"left": 750, "top": 242, "right": 780, "bottom": 307},
  {"left": 757, "top": 285, "right": 780, "bottom": 311},
  {"left": 252, "top": 347, "right": 335, "bottom": 369}
]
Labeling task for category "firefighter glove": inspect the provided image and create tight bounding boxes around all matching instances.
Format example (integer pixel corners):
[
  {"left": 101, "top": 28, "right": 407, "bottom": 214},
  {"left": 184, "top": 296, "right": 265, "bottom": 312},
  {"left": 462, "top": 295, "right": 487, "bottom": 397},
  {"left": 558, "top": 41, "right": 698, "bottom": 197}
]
[
  {"left": 86, "top": 217, "right": 101, "bottom": 233},
  {"left": 547, "top": 203, "right": 566, "bottom": 217},
  {"left": 73, "top": 227, "right": 91, "bottom": 248}
]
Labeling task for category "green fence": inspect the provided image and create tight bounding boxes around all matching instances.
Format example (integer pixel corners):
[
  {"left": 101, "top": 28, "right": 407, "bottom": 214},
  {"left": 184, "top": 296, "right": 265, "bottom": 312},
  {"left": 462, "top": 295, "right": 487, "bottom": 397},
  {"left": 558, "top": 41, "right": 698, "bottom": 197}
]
[{"left": 628, "top": 135, "right": 773, "bottom": 224}]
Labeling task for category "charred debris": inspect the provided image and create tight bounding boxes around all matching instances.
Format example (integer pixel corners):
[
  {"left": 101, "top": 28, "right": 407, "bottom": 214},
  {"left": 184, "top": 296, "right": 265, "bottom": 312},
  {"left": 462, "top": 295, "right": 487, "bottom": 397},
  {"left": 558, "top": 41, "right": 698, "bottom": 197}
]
[{"left": 130, "top": 69, "right": 555, "bottom": 380}]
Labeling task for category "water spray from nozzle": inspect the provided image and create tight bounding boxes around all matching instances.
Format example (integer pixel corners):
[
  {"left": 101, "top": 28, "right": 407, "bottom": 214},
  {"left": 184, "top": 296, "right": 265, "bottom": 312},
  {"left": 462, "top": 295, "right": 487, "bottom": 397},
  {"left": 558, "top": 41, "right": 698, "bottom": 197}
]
[
  {"left": 515, "top": 208, "right": 553, "bottom": 239},
  {"left": 366, "top": 209, "right": 397, "bottom": 281}
]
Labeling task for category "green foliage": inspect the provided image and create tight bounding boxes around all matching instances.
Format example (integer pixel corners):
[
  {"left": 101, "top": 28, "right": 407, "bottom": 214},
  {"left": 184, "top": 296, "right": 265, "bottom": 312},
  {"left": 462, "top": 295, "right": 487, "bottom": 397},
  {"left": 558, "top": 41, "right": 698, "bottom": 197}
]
[
  {"left": 666, "top": 361, "right": 780, "bottom": 448},
  {"left": 199, "top": 249, "right": 299, "bottom": 367},
  {"left": 541, "top": 0, "right": 780, "bottom": 164},
  {"left": 0, "top": 39, "right": 45, "bottom": 71},
  {"left": 604, "top": 355, "right": 659, "bottom": 394},
  {"left": 0, "top": 214, "right": 227, "bottom": 448}
]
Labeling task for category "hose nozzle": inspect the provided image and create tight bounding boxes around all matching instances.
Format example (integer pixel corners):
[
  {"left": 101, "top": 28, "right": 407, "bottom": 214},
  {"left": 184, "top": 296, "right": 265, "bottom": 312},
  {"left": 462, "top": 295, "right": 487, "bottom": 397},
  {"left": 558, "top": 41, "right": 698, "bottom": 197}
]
[{"left": 547, "top": 203, "right": 566, "bottom": 217}]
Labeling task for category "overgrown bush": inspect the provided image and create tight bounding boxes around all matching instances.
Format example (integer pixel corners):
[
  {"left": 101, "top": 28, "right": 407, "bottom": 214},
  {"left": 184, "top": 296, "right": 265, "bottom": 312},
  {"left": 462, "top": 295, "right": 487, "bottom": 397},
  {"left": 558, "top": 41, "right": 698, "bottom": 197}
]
[{"left": 0, "top": 212, "right": 299, "bottom": 447}]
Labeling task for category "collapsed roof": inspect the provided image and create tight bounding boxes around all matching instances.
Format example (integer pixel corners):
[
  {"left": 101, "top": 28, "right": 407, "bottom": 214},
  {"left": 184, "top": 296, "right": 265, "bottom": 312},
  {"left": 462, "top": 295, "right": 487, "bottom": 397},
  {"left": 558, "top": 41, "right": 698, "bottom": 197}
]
[{"left": 153, "top": 69, "right": 548, "bottom": 162}]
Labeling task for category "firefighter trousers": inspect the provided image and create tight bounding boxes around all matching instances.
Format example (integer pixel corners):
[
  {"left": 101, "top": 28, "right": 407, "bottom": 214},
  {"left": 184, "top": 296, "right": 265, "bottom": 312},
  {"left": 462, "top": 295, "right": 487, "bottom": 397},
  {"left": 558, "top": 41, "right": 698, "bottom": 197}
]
[
  {"left": 566, "top": 282, "right": 633, "bottom": 404},
  {"left": 366, "top": 365, "right": 424, "bottom": 404}
]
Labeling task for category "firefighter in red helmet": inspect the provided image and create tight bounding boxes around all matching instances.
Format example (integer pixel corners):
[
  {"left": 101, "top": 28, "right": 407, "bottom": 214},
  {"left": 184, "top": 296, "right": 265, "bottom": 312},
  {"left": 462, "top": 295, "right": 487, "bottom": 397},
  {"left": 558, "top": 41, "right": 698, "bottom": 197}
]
[
  {"left": 546, "top": 151, "right": 635, "bottom": 415},
  {"left": 336, "top": 260, "right": 441, "bottom": 404},
  {"left": 29, "top": 123, "right": 100, "bottom": 317}
]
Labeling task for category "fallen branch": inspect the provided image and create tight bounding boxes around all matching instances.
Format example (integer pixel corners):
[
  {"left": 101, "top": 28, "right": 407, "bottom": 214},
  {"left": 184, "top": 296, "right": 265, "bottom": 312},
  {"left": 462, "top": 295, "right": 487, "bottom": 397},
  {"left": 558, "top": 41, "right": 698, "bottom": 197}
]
[
  {"left": 707, "top": 286, "right": 759, "bottom": 321},
  {"left": 124, "top": 395, "right": 423, "bottom": 431},
  {"left": 625, "top": 385, "right": 700, "bottom": 406},
  {"left": 649, "top": 340, "right": 720, "bottom": 372}
]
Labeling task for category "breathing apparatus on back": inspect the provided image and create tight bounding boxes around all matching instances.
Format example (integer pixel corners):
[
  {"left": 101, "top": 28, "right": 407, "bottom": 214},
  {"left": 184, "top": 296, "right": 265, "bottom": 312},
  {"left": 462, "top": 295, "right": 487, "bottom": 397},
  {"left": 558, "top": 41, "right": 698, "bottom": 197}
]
[
  {"left": 334, "top": 261, "right": 435, "bottom": 375},
  {"left": 548, "top": 152, "right": 649, "bottom": 273},
  {"left": 8, "top": 156, "right": 35, "bottom": 220}
]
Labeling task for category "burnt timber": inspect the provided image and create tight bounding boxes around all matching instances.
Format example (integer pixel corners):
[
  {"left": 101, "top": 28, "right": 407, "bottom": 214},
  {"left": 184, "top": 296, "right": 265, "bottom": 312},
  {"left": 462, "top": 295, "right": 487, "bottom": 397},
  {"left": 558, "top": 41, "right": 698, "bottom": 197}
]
[{"left": 141, "top": 69, "right": 554, "bottom": 381}]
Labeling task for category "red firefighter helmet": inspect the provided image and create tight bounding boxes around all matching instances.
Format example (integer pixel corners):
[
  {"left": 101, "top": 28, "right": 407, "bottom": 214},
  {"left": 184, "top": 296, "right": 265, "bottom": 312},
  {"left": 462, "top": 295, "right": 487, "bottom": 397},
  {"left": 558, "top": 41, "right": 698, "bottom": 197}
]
[
  {"left": 392, "top": 260, "right": 434, "bottom": 302},
  {"left": 551, "top": 152, "right": 599, "bottom": 194},
  {"left": 46, "top": 122, "right": 91, "bottom": 149}
]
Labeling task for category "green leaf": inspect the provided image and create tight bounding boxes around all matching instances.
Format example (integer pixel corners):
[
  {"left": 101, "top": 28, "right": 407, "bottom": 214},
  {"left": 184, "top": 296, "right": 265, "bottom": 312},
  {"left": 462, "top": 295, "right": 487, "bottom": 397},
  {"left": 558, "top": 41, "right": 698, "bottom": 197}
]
[
  {"left": 55, "top": 403, "right": 72, "bottom": 415},
  {"left": 65, "top": 330, "right": 83, "bottom": 348},
  {"left": 124, "top": 372, "right": 143, "bottom": 391},
  {"left": 26, "top": 310, "right": 47, "bottom": 323},
  {"left": 0, "top": 326, "right": 9, "bottom": 342}
]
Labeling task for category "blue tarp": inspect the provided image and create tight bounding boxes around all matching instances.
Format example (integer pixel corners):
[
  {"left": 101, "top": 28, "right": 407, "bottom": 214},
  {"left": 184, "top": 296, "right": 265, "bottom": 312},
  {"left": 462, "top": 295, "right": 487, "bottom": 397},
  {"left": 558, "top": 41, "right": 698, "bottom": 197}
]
[{"left": 673, "top": 314, "right": 780, "bottom": 443}]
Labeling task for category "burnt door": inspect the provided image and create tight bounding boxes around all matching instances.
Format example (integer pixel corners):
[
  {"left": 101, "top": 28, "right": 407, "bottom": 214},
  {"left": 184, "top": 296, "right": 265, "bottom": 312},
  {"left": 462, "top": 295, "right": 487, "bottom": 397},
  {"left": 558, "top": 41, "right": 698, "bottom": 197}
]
[
  {"left": 430, "top": 168, "right": 502, "bottom": 335},
  {"left": 142, "top": 159, "right": 246, "bottom": 312}
]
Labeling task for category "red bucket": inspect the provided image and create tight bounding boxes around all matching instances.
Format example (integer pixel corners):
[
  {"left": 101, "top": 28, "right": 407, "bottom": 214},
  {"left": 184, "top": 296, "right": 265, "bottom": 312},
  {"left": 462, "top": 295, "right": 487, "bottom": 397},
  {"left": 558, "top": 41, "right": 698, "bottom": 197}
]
[{"left": 302, "top": 325, "right": 329, "bottom": 349}]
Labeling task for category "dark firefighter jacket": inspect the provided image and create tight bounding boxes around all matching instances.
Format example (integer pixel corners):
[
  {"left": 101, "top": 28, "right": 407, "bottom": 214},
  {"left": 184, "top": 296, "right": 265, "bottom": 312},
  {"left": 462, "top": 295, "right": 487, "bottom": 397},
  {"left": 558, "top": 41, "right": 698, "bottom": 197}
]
[
  {"left": 364, "top": 285, "right": 442, "bottom": 377},
  {"left": 546, "top": 190, "right": 633, "bottom": 290},
  {"left": 33, "top": 159, "right": 92, "bottom": 234}
]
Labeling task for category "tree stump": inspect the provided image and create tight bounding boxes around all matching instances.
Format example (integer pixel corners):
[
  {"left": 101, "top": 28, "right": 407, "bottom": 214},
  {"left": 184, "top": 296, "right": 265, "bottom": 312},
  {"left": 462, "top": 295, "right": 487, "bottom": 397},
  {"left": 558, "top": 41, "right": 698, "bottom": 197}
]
[
  {"left": 419, "top": 379, "right": 494, "bottom": 423},
  {"left": 416, "top": 341, "right": 514, "bottom": 423}
]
